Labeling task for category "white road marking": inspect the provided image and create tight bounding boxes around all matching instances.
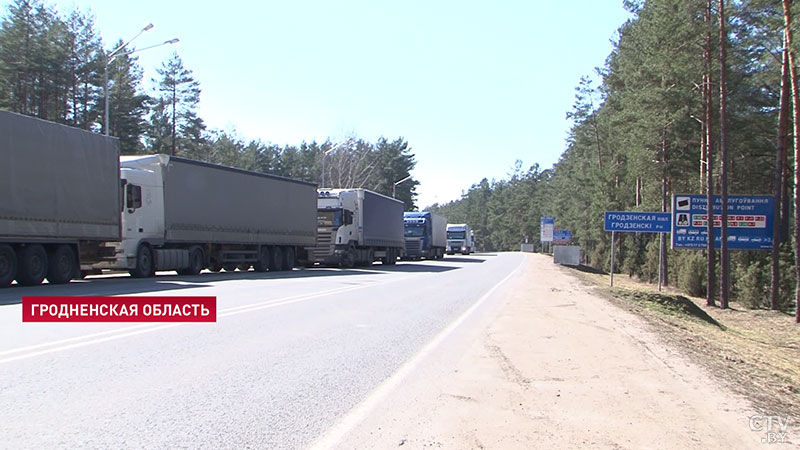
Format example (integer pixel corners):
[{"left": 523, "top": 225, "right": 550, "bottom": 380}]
[
  {"left": 0, "top": 277, "right": 413, "bottom": 364},
  {"left": 308, "top": 254, "right": 527, "bottom": 450}
]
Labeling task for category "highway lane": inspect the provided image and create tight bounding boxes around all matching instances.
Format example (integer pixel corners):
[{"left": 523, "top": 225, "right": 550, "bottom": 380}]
[{"left": 0, "top": 252, "right": 524, "bottom": 449}]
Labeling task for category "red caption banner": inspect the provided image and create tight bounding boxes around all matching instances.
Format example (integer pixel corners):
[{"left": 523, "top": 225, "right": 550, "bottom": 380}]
[{"left": 22, "top": 296, "right": 217, "bottom": 322}]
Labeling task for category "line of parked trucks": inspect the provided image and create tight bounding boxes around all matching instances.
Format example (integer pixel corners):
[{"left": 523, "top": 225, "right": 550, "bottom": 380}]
[{"left": 0, "top": 110, "right": 475, "bottom": 287}]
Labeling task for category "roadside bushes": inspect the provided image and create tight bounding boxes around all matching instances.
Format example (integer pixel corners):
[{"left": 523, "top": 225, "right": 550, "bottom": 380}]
[{"left": 678, "top": 252, "right": 706, "bottom": 297}]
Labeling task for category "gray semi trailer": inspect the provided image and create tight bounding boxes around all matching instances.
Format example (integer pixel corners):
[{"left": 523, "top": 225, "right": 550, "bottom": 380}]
[{"left": 0, "top": 110, "right": 121, "bottom": 286}]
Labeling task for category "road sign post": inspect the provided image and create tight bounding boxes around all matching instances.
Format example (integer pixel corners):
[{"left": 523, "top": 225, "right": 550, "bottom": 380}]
[{"left": 610, "top": 231, "right": 615, "bottom": 287}]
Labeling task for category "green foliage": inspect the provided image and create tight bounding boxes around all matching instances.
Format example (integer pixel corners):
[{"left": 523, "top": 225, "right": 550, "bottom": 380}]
[
  {"left": 734, "top": 260, "right": 768, "bottom": 309},
  {"left": 148, "top": 52, "right": 204, "bottom": 157},
  {"left": 678, "top": 252, "right": 707, "bottom": 298}
]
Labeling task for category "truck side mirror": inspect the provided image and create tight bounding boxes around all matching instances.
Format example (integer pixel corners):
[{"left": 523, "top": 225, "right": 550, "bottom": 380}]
[{"left": 344, "top": 210, "right": 353, "bottom": 225}]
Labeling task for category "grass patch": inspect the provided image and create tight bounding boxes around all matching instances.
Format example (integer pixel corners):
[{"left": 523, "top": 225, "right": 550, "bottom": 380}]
[{"left": 612, "top": 289, "right": 724, "bottom": 329}]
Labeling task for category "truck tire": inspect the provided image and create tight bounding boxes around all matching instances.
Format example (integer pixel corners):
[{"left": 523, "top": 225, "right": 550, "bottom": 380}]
[
  {"left": 270, "top": 246, "right": 284, "bottom": 271},
  {"left": 339, "top": 245, "right": 355, "bottom": 269},
  {"left": 0, "top": 244, "right": 17, "bottom": 287},
  {"left": 222, "top": 264, "right": 238, "bottom": 272},
  {"left": 17, "top": 244, "right": 48, "bottom": 286},
  {"left": 207, "top": 259, "right": 222, "bottom": 272},
  {"left": 282, "top": 247, "right": 295, "bottom": 271},
  {"left": 361, "top": 248, "right": 374, "bottom": 267},
  {"left": 380, "top": 248, "right": 395, "bottom": 266},
  {"left": 177, "top": 247, "right": 204, "bottom": 276},
  {"left": 46, "top": 245, "right": 76, "bottom": 285},
  {"left": 130, "top": 245, "right": 155, "bottom": 278},
  {"left": 237, "top": 263, "right": 251, "bottom": 271},
  {"left": 254, "top": 247, "right": 270, "bottom": 272}
]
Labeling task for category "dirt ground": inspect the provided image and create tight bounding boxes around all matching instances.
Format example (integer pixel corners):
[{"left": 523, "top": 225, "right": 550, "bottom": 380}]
[
  {"left": 323, "top": 253, "right": 798, "bottom": 449},
  {"left": 572, "top": 261, "right": 800, "bottom": 420}
]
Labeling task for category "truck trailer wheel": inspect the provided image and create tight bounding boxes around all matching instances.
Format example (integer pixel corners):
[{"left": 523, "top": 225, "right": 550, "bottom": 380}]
[
  {"left": 270, "top": 246, "right": 284, "bottom": 271},
  {"left": 16, "top": 244, "right": 47, "bottom": 286},
  {"left": 46, "top": 245, "right": 76, "bottom": 284},
  {"left": 380, "top": 248, "right": 396, "bottom": 266},
  {"left": 0, "top": 244, "right": 17, "bottom": 287},
  {"left": 177, "top": 247, "right": 204, "bottom": 276},
  {"left": 254, "top": 247, "right": 271, "bottom": 272},
  {"left": 282, "top": 247, "right": 295, "bottom": 271},
  {"left": 207, "top": 260, "right": 222, "bottom": 272},
  {"left": 130, "top": 245, "right": 155, "bottom": 278}
]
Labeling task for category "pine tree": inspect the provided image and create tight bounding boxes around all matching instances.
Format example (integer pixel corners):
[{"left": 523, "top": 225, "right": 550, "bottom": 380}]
[
  {"left": 105, "top": 40, "right": 148, "bottom": 153},
  {"left": 148, "top": 52, "right": 204, "bottom": 157}
]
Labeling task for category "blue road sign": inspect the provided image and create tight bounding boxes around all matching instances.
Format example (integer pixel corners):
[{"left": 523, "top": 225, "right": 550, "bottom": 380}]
[
  {"left": 553, "top": 229, "right": 572, "bottom": 244},
  {"left": 604, "top": 211, "right": 672, "bottom": 233},
  {"left": 671, "top": 194, "right": 774, "bottom": 250},
  {"left": 541, "top": 216, "right": 554, "bottom": 242}
]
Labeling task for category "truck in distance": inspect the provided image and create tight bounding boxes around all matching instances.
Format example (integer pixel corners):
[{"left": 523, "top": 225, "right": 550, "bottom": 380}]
[
  {"left": 403, "top": 212, "right": 446, "bottom": 260},
  {"left": 308, "top": 189, "right": 404, "bottom": 268},
  {"left": 446, "top": 223, "right": 473, "bottom": 255}
]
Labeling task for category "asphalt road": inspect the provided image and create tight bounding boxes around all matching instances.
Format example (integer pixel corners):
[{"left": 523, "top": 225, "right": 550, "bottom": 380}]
[{"left": 0, "top": 252, "right": 524, "bottom": 449}]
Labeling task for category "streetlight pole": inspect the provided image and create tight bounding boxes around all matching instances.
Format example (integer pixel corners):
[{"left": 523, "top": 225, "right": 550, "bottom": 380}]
[
  {"left": 104, "top": 23, "right": 178, "bottom": 136},
  {"left": 393, "top": 175, "right": 412, "bottom": 199}
]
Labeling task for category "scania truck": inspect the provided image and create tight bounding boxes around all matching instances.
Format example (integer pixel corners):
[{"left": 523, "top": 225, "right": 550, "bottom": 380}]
[{"left": 308, "top": 189, "right": 404, "bottom": 267}]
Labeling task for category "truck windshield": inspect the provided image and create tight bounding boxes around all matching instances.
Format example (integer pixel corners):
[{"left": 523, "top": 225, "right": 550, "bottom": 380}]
[
  {"left": 447, "top": 231, "right": 466, "bottom": 239},
  {"left": 318, "top": 209, "right": 343, "bottom": 227},
  {"left": 404, "top": 225, "right": 425, "bottom": 237}
]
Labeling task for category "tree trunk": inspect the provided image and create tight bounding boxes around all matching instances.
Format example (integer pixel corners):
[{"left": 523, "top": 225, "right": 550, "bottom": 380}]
[
  {"left": 718, "top": 0, "right": 730, "bottom": 309},
  {"left": 705, "top": 0, "right": 715, "bottom": 307},
  {"left": 661, "top": 126, "right": 669, "bottom": 287},
  {"left": 772, "top": 43, "right": 790, "bottom": 310},
  {"left": 784, "top": 0, "right": 800, "bottom": 323},
  {"left": 171, "top": 85, "right": 177, "bottom": 157}
]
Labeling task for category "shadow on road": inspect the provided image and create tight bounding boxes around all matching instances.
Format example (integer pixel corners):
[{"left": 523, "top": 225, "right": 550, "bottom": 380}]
[
  {"left": 440, "top": 257, "right": 486, "bottom": 263},
  {"left": 361, "top": 263, "right": 459, "bottom": 273},
  {"left": 0, "top": 261, "right": 464, "bottom": 305}
]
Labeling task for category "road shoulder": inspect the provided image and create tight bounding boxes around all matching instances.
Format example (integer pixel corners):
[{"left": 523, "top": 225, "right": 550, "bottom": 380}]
[{"left": 326, "top": 253, "right": 787, "bottom": 449}]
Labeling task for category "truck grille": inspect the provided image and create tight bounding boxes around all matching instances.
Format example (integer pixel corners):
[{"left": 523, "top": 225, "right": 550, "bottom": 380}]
[
  {"left": 312, "top": 230, "right": 334, "bottom": 259},
  {"left": 405, "top": 239, "right": 421, "bottom": 253}
]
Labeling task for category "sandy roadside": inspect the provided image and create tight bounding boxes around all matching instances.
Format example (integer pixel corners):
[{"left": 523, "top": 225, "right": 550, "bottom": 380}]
[{"left": 322, "top": 253, "right": 795, "bottom": 449}]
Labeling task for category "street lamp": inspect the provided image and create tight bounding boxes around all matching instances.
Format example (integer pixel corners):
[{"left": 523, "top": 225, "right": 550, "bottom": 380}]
[
  {"left": 104, "top": 23, "right": 178, "bottom": 136},
  {"left": 393, "top": 175, "right": 412, "bottom": 198},
  {"left": 321, "top": 141, "right": 348, "bottom": 188}
]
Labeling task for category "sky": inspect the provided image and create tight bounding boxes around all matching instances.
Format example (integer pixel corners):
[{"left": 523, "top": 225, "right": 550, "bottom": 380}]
[{"left": 29, "top": 0, "right": 631, "bottom": 208}]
